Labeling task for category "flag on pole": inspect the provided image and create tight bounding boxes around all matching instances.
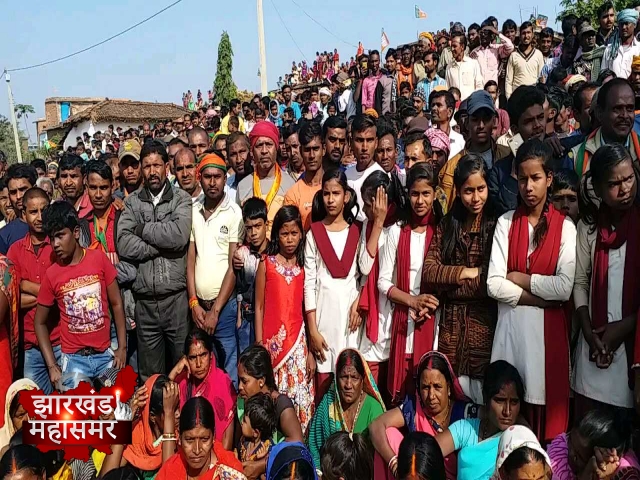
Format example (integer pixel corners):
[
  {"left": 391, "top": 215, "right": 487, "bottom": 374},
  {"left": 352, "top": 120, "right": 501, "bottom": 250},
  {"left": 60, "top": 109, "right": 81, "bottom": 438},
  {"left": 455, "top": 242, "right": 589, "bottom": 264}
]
[
  {"left": 381, "top": 29, "right": 390, "bottom": 52},
  {"left": 415, "top": 5, "right": 427, "bottom": 19}
]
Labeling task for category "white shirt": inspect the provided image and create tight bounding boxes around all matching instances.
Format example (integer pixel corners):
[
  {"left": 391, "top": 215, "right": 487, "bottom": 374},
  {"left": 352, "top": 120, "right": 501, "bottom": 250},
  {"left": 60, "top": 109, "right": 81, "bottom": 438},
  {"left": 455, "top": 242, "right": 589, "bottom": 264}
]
[
  {"left": 445, "top": 55, "right": 484, "bottom": 101},
  {"left": 346, "top": 161, "right": 385, "bottom": 222},
  {"left": 448, "top": 128, "right": 465, "bottom": 160},
  {"left": 339, "top": 89, "right": 357, "bottom": 120},
  {"left": 151, "top": 185, "right": 166, "bottom": 207},
  {"left": 602, "top": 37, "right": 640, "bottom": 79},
  {"left": 487, "top": 211, "right": 576, "bottom": 405}
]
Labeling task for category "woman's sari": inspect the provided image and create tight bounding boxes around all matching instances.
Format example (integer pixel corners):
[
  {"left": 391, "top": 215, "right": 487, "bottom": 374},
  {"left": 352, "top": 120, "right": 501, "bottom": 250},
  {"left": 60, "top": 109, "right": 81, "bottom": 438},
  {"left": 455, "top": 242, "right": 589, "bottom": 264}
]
[
  {"left": 176, "top": 354, "right": 236, "bottom": 444},
  {"left": 307, "top": 349, "right": 385, "bottom": 469},
  {"left": 155, "top": 444, "right": 246, "bottom": 480},
  {"left": 0, "top": 255, "right": 19, "bottom": 428},
  {"left": 452, "top": 419, "right": 502, "bottom": 480},
  {"left": 0, "top": 379, "right": 37, "bottom": 449}
]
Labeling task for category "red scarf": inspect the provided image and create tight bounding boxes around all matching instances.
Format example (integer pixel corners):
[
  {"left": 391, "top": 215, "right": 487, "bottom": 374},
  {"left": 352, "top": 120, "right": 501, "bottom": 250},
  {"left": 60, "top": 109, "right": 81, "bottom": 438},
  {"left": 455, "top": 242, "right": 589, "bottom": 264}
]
[
  {"left": 156, "top": 444, "right": 243, "bottom": 480},
  {"left": 593, "top": 206, "right": 640, "bottom": 385},
  {"left": 358, "top": 206, "right": 397, "bottom": 343},
  {"left": 387, "top": 212, "right": 436, "bottom": 403},
  {"left": 310, "top": 221, "right": 361, "bottom": 278},
  {"left": 507, "top": 204, "right": 568, "bottom": 440}
]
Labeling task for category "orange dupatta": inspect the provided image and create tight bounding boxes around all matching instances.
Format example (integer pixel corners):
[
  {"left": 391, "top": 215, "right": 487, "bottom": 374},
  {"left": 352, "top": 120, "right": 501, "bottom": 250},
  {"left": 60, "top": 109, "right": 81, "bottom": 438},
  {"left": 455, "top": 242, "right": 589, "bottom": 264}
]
[{"left": 253, "top": 167, "right": 282, "bottom": 209}]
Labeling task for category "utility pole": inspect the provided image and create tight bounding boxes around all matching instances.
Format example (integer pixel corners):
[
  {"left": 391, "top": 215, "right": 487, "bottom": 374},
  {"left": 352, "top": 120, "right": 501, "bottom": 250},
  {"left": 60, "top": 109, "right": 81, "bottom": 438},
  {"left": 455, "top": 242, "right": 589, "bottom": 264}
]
[
  {"left": 5, "top": 71, "right": 22, "bottom": 164},
  {"left": 257, "top": 0, "right": 268, "bottom": 95}
]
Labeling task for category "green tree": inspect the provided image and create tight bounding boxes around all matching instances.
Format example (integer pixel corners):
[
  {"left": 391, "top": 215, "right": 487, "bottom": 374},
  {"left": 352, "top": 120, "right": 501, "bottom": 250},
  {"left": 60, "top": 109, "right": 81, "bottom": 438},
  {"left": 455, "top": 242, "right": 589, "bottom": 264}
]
[
  {"left": 558, "top": 0, "right": 634, "bottom": 24},
  {"left": 0, "top": 114, "right": 28, "bottom": 164},
  {"left": 14, "top": 103, "right": 35, "bottom": 143},
  {"left": 213, "top": 31, "right": 238, "bottom": 106}
]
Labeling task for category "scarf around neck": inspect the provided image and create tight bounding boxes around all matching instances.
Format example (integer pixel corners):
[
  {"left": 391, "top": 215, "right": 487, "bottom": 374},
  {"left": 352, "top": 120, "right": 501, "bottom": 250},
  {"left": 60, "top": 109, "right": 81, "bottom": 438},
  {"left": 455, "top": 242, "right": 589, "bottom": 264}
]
[
  {"left": 253, "top": 166, "right": 282, "bottom": 209},
  {"left": 310, "top": 222, "right": 361, "bottom": 279}
]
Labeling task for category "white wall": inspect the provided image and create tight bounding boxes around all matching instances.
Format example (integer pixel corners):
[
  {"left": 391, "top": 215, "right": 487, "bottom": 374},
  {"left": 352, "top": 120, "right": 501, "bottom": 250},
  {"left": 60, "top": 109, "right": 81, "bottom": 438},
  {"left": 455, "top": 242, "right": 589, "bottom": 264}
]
[{"left": 63, "top": 120, "right": 147, "bottom": 150}]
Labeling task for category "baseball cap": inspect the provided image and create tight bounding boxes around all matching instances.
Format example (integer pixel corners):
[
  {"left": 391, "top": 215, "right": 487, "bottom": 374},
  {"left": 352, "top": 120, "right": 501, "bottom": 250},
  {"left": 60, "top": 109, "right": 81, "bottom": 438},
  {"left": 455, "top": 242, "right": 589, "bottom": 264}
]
[
  {"left": 118, "top": 139, "right": 141, "bottom": 162},
  {"left": 406, "top": 117, "right": 431, "bottom": 135},
  {"left": 467, "top": 91, "right": 496, "bottom": 116},
  {"left": 578, "top": 21, "right": 596, "bottom": 37}
]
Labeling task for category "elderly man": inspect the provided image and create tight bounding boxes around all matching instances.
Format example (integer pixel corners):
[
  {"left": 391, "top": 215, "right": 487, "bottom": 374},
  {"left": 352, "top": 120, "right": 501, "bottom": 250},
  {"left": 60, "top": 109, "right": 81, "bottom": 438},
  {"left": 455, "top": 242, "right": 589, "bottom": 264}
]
[
  {"left": 602, "top": 9, "right": 640, "bottom": 78},
  {"left": 236, "top": 121, "right": 295, "bottom": 235}
]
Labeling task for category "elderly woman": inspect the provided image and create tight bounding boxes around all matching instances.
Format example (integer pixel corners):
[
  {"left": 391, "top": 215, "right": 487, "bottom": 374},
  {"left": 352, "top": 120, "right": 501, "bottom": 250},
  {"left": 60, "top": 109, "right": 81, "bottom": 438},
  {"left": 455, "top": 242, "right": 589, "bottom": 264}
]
[
  {"left": 308, "top": 348, "right": 385, "bottom": 471},
  {"left": 371, "top": 352, "right": 477, "bottom": 479},
  {"left": 0, "top": 379, "right": 37, "bottom": 453}
]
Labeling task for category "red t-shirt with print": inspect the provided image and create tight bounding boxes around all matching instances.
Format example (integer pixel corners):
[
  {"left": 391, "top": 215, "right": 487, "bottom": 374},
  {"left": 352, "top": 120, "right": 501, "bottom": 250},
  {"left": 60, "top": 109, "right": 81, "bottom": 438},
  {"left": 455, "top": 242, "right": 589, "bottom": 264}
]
[{"left": 37, "top": 248, "right": 117, "bottom": 354}]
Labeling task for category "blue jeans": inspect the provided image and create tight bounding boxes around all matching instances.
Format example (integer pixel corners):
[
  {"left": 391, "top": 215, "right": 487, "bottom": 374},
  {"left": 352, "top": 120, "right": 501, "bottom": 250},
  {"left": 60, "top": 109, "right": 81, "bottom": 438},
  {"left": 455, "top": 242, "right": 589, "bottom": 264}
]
[
  {"left": 238, "top": 311, "right": 255, "bottom": 355},
  {"left": 60, "top": 350, "right": 114, "bottom": 390},
  {"left": 24, "top": 345, "right": 62, "bottom": 395},
  {"left": 212, "top": 297, "right": 239, "bottom": 389}
]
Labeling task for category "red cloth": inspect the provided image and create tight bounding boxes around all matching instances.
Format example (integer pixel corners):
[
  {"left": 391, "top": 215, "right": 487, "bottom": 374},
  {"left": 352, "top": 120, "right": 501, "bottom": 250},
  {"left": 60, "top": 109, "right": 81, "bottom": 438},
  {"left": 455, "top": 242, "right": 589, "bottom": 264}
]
[
  {"left": 387, "top": 213, "right": 436, "bottom": 403},
  {"left": 0, "top": 326, "right": 12, "bottom": 427},
  {"left": 7, "top": 234, "right": 60, "bottom": 350},
  {"left": 75, "top": 192, "right": 93, "bottom": 220},
  {"left": 249, "top": 121, "right": 280, "bottom": 149},
  {"left": 156, "top": 444, "right": 243, "bottom": 480},
  {"left": 37, "top": 248, "right": 117, "bottom": 354},
  {"left": 176, "top": 354, "right": 236, "bottom": 444},
  {"left": 310, "top": 222, "right": 361, "bottom": 279},
  {"left": 359, "top": 207, "right": 397, "bottom": 343},
  {"left": 507, "top": 204, "right": 568, "bottom": 440}
]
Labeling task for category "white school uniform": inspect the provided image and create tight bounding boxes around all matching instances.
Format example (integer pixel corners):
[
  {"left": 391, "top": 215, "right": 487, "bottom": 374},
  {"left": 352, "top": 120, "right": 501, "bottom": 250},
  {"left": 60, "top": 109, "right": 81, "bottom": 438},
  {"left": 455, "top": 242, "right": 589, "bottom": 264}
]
[
  {"left": 377, "top": 223, "right": 428, "bottom": 355},
  {"left": 572, "top": 220, "right": 633, "bottom": 408},
  {"left": 358, "top": 219, "right": 393, "bottom": 363},
  {"left": 487, "top": 211, "right": 576, "bottom": 405},
  {"left": 304, "top": 225, "right": 362, "bottom": 374}
]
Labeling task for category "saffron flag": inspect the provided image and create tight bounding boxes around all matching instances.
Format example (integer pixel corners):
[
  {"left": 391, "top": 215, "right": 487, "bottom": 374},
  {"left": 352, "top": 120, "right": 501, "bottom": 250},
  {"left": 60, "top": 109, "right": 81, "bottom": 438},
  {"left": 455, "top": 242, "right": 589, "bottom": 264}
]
[
  {"left": 415, "top": 5, "right": 427, "bottom": 19},
  {"left": 381, "top": 30, "right": 390, "bottom": 52}
]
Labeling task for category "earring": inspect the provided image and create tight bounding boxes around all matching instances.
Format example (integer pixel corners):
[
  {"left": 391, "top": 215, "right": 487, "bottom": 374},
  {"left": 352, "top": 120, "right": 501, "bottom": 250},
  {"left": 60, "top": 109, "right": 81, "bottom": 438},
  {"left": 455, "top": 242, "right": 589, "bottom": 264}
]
[{"left": 259, "top": 382, "right": 264, "bottom": 388}]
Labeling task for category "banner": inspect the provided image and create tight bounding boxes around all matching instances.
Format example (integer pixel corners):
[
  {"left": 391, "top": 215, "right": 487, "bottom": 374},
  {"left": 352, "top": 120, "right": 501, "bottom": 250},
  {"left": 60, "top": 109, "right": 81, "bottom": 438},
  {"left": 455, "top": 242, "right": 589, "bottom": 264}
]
[
  {"left": 381, "top": 30, "right": 390, "bottom": 52},
  {"left": 415, "top": 5, "right": 427, "bottom": 19}
]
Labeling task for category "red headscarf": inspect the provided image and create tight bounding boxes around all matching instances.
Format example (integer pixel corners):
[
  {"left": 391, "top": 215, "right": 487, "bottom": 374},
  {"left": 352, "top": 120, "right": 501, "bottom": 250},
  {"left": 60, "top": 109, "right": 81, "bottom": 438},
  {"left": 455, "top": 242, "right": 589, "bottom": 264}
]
[{"left": 249, "top": 121, "right": 280, "bottom": 149}]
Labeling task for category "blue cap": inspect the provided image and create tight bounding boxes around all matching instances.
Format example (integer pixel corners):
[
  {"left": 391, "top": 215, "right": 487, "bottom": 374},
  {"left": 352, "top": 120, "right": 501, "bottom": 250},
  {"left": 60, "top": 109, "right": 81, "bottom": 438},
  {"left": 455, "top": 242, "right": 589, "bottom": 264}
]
[{"left": 467, "top": 90, "right": 497, "bottom": 116}]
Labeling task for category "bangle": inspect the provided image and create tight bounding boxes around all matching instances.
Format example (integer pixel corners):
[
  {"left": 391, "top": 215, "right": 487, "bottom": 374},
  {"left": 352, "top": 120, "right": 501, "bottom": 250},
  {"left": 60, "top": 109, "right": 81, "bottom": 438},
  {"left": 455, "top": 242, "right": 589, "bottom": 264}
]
[
  {"left": 160, "top": 433, "right": 177, "bottom": 442},
  {"left": 189, "top": 297, "right": 199, "bottom": 310},
  {"left": 388, "top": 456, "right": 398, "bottom": 470}
]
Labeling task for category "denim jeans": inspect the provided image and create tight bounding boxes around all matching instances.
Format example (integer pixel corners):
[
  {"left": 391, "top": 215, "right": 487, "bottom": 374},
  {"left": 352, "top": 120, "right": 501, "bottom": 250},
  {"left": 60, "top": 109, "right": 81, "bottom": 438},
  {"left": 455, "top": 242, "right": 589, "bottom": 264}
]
[
  {"left": 24, "top": 345, "right": 62, "bottom": 394},
  {"left": 238, "top": 311, "right": 255, "bottom": 355},
  {"left": 60, "top": 349, "right": 114, "bottom": 390},
  {"left": 212, "top": 297, "right": 239, "bottom": 389}
]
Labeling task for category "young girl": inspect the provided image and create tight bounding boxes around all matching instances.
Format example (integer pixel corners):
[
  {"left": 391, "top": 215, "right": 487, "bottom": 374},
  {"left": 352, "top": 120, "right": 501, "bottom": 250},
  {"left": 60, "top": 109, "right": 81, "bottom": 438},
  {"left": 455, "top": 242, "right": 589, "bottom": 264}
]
[
  {"left": 358, "top": 171, "right": 405, "bottom": 388},
  {"left": 423, "top": 154, "right": 497, "bottom": 404},
  {"left": 305, "top": 170, "right": 362, "bottom": 403},
  {"left": 255, "top": 205, "right": 314, "bottom": 434},
  {"left": 378, "top": 163, "right": 442, "bottom": 403},
  {"left": 487, "top": 138, "right": 576, "bottom": 441},
  {"left": 572, "top": 144, "right": 639, "bottom": 416}
]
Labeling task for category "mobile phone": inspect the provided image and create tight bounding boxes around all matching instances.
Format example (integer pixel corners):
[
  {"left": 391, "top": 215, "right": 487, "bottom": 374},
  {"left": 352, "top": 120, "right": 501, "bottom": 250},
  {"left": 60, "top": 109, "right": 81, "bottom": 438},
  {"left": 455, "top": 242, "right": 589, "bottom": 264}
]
[{"left": 508, "top": 133, "right": 524, "bottom": 157}]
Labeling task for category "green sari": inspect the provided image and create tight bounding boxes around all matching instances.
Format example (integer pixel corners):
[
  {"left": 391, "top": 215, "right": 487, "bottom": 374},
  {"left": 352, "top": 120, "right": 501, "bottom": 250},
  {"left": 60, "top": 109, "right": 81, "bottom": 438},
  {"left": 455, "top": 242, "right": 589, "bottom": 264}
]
[{"left": 307, "top": 349, "right": 385, "bottom": 468}]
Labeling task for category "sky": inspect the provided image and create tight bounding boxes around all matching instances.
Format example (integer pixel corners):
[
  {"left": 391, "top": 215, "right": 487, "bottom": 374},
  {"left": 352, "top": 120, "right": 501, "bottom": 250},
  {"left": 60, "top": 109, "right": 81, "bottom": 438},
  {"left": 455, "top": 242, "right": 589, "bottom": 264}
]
[{"left": 0, "top": 0, "right": 563, "bottom": 141}]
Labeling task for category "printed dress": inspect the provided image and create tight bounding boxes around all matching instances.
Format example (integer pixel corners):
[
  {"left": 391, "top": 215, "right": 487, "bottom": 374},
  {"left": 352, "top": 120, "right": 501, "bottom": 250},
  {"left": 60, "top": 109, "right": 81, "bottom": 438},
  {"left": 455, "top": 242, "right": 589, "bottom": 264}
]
[{"left": 263, "top": 255, "right": 314, "bottom": 433}]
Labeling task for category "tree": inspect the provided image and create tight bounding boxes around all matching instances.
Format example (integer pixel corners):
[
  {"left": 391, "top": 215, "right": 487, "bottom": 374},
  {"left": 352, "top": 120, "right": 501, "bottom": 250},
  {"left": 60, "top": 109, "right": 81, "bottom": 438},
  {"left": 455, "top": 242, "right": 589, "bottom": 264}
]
[
  {"left": 0, "top": 114, "right": 28, "bottom": 164},
  {"left": 14, "top": 104, "right": 35, "bottom": 143},
  {"left": 557, "top": 0, "right": 634, "bottom": 24},
  {"left": 213, "top": 31, "right": 238, "bottom": 106}
]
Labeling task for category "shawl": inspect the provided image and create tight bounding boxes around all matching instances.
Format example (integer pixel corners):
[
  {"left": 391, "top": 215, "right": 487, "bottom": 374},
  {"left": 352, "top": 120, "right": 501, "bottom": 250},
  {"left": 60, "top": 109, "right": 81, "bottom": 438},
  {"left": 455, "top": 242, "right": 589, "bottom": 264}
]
[
  {"left": 0, "top": 255, "right": 18, "bottom": 370},
  {"left": 155, "top": 445, "right": 245, "bottom": 480},
  {"left": 0, "top": 379, "right": 37, "bottom": 450},
  {"left": 387, "top": 213, "right": 436, "bottom": 403},
  {"left": 176, "top": 354, "right": 236, "bottom": 443},
  {"left": 580, "top": 46, "right": 606, "bottom": 81},
  {"left": 254, "top": 166, "right": 282, "bottom": 210},
  {"left": 507, "top": 204, "right": 568, "bottom": 440},
  {"left": 398, "top": 64, "right": 414, "bottom": 92},
  {"left": 490, "top": 426, "right": 550, "bottom": 480},
  {"left": 267, "top": 442, "right": 318, "bottom": 480},
  {"left": 310, "top": 222, "right": 361, "bottom": 279},
  {"left": 362, "top": 72, "right": 382, "bottom": 110},
  {"left": 123, "top": 375, "right": 164, "bottom": 472}
]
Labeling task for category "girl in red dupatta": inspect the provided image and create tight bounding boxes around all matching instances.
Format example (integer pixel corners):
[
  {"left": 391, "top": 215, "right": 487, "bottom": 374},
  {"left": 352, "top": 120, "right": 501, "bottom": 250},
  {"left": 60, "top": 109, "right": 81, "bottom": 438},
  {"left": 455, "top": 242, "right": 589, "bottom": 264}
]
[
  {"left": 379, "top": 164, "right": 443, "bottom": 404},
  {"left": 305, "top": 170, "right": 362, "bottom": 404},
  {"left": 357, "top": 171, "right": 404, "bottom": 389},
  {"left": 486, "top": 139, "right": 576, "bottom": 441},
  {"left": 169, "top": 330, "right": 237, "bottom": 451},
  {"left": 156, "top": 397, "right": 245, "bottom": 480},
  {"left": 572, "top": 144, "right": 640, "bottom": 416},
  {"left": 255, "top": 206, "right": 314, "bottom": 434},
  {"left": 0, "top": 255, "right": 18, "bottom": 428}
]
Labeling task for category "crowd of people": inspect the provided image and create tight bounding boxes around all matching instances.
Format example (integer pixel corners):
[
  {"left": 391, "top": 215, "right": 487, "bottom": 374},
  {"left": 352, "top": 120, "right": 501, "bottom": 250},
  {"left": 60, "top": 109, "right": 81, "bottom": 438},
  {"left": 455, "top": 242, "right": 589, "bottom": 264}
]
[{"left": 4, "top": 3, "right": 640, "bottom": 480}]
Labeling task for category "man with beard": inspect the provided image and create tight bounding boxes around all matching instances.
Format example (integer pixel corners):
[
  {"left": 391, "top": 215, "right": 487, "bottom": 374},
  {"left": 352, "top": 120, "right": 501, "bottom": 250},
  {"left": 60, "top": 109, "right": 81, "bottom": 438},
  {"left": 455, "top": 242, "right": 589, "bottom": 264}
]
[
  {"left": 0, "top": 164, "right": 36, "bottom": 254},
  {"left": 284, "top": 122, "right": 325, "bottom": 230},
  {"left": 346, "top": 115, "right": 384, "bottom": 221},
  {"left": 236, "top": 121, "right": 294, "bottom": 235},
  {"left": 506, "top": 21, "right": 544, "bottom": 99},
  {"left": 226, "top": 132, "right": 252, "bottom": 201},
  {"left": 322, "top": 115, "right": 348, "bottom": 172},
  {"left": 602, "top": 9, "right": 640, "bottom": 78},
  {"left": 416, "top": 51, "right": 447, "bottom": 104},
  {"left": 116, "top": 140, "right": 143, "bottom": 198},
  {"left": 597, "top": 1, "right": 617, "bottom": 46},
  {"left": 470, "top": 20, "right": 514, "bottom": 85},
  {"left": 187, "top": 153, "right": 244, "bottom": 387},
  {"left": 117, "top": 141, "right": 192, "bottom": 381},
  {"left": 283, "top": 125, "right": 305, "bottom": 181},
  {"left": 174, "top": 148, "right": 203, "bottom": 204}
]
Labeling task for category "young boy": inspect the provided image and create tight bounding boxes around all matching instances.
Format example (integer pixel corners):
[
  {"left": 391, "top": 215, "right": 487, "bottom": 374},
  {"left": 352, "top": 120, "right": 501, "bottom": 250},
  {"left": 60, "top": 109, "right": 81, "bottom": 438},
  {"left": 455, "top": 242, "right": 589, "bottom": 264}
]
[
  {"left": 239, "top": 393, "right": 277, "bottom": 465},
  {"left": 551, "top": 169, "right": 579, "bottom": 223},
  {"left": 33, "top": 201, "right": 127, "bottom": 390}
]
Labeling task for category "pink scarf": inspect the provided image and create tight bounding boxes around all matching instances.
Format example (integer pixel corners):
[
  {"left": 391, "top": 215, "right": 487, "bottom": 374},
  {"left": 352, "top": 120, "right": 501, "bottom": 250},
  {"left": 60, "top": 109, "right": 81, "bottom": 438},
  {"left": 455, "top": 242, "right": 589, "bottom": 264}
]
[{"left": 362, "top": 72, "right": 382, "bottom": 110}]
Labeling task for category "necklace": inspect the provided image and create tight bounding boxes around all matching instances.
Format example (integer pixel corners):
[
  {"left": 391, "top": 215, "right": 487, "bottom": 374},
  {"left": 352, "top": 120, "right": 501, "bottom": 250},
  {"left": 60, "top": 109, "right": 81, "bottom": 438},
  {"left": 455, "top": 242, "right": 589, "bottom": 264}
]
[{"left": 344, "top": 393, "right": 365, "bottom": 434}]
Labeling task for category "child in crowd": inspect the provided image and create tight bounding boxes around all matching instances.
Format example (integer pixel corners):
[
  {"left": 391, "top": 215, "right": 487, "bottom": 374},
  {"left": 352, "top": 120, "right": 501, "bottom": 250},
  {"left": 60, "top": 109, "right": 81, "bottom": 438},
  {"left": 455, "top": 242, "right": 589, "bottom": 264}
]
[
  {"left": 33, "top": 201, "right": 127, "bottom": 390},
  {"left": 487, "top": 139, "right": 576, "bottom": 441},
  {"left": 321, "top": 432, "right": 373, "bottom": 480},
  {"left": 239, "top": 393, "right": 277, "bottom": 470},
  {"left": 228, "top": 116, "right": 240, "bottom": 134},
  {"left": 255, "top": 206, "right": 314, "bottom": 434},
  {"left": 551, "top": 169, "right": 579, "bottom": 223},
  {"left": 379, "top": 163, "right": 442, "bottom": 403}
]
